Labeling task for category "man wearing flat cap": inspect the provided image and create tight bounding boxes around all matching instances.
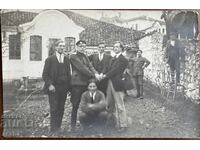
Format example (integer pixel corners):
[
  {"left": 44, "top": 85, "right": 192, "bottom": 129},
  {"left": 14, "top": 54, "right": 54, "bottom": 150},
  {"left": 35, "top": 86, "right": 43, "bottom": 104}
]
[
  {"left": 70, "top": 40, "right": 99, "bottom": 131},
  {"left": 129, "top": 49, "right": 150, "bottom": 99}
]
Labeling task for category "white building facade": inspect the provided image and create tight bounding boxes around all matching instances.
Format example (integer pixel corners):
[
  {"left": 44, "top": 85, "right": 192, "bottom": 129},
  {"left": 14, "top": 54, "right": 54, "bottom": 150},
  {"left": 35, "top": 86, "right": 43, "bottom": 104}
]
[{"left": 2, "top": 10, "right": 84, "bottom": 80}]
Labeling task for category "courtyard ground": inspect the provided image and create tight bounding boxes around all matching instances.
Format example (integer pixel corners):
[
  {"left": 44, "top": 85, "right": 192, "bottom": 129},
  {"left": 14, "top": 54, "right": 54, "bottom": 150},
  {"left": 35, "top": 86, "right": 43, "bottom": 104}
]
[{"left": 2, "top": 82, "right": 200, "bottom": 139}]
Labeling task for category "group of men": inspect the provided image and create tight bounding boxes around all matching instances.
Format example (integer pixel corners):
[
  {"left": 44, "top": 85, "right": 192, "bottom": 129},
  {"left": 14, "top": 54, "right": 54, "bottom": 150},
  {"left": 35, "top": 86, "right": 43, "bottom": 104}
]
[{"left": 42, "top": 39, "right": 150, "bottom": 135}]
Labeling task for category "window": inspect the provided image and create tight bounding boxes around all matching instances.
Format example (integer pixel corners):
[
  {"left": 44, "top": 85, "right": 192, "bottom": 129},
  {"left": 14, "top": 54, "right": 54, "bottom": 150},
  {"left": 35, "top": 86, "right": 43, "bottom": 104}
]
[
  {"left": 158, "top": 29, "right": 161, "bottom": 33},
  {"left": 135, "top": 24, "right": 138, "bottom": 30},
  {"left": 9, "top": 34, "right": 21, "bottom": 60},
  {"left": 131, "top": 24, "right": 135, "bottom": 30},
  {"left": 65, "top": 37, "right": 75, "bottom": 52},
  {"left": 2, "top": 31, "right": 6, "bottom": 42},
  {"left": 48, "top": 38, "right": 60, "bottom": 56},
  {"left": 30, "top": 35, "right": 42, "bottom": 61},
  {"left": 162, "top": 28, "right": 165, "bottom": 34}
]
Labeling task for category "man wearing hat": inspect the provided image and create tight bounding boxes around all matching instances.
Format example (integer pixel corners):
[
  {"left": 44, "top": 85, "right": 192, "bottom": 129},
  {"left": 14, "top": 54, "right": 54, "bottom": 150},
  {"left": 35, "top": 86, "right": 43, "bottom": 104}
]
[
  {"left": 70, "top": 40, "right": 99, "bottom": 131},
  {"left": 165, "top": 32, "right": 183, "bottom": 84},
  {"left": 123, "top": 46, "right": 138, "bottom": 96},
  {"left": 42, "top": 40, "right": 71, "bottom": 134},
  {"left": 129, "top": 49, "right": 150, "bottom": 99}
]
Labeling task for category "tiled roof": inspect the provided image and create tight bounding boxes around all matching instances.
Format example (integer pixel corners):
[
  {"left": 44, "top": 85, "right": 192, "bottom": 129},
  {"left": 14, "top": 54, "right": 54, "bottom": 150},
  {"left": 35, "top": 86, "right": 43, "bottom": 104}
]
[
  {"left": 60, "top": 10, "right": 144, "bottom": 46},
  {"left": 1, "top": 10, "right": 145, "bottom": 46},
  {"left": 79, "top": 22, "right": 141, "bottom": 47},
  {"left": 1, "top": 11, "right": 37, "bottom": 26}
]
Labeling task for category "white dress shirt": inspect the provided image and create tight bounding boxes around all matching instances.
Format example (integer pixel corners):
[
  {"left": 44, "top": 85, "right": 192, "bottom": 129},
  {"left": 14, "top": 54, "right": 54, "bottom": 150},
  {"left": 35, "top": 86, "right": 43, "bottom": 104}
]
[
  {"left": 98, "top": 53, "right": 104, "bottom": 61},
  {"left": 56, "top": 51, "right": 64, "bottom": 63},
  {"left": 115, "top": 52, "right": 122, "bottom": 58},
  {"left": 89, "top": 91, "right": 96, "bottom": 101}
]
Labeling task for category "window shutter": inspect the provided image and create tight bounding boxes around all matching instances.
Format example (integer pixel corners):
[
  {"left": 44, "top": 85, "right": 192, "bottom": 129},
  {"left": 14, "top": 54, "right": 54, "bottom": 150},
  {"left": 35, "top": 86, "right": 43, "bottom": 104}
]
[
  {"left": 9, "top": 34, "right": 21, "bottom": 60},
  {"left": 30, "top": 35, "right": 42, "bottom": 61}
]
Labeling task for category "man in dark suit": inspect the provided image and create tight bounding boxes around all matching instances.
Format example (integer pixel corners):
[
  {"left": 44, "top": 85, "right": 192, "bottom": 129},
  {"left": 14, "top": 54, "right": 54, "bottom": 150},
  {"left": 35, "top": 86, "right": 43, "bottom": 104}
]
[
  {"left": 89, "top": 42, "right": 112, "bottom": 96},
  {"left": 165, "top": 32, "right": 183, "bottom": 84},
  {"left": 70, "top": 40, "right": 99, "bottom": 131},
  {"left": 42, "top": 40, "right": 71, "bottom": 134}
]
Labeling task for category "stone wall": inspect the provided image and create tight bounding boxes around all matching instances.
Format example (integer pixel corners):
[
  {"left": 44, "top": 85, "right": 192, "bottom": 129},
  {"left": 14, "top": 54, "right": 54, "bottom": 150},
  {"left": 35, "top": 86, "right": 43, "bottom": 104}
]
[
  {"left": 140, "top": 32, "right": 200, "bottom": 102},
  {"left": 181, "top": 40, "right": 200, "bottom": 101}
]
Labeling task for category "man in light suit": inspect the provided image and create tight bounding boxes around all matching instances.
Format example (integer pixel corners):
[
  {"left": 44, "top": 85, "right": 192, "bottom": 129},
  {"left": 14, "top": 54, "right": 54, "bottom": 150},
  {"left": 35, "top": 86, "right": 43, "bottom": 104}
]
[{"left": 101, "top": 42, "right": 129, "bottom": 131}]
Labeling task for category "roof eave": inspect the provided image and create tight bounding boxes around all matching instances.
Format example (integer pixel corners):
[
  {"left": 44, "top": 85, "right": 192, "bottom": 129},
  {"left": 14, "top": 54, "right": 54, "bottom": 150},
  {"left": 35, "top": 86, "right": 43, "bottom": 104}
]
[{"left": 1, "top": 25, "right": 18, "bottom": 32}]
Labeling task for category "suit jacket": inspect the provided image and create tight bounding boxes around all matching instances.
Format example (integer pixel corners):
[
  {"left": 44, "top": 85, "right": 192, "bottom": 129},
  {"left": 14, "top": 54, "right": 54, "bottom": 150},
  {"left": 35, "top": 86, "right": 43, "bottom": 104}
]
[
  {"left": 70, "top": 51, "right": 97, "bottom": 86},
  {"left": 79, "top": 90, "right": 106, "bottom": 114},
  {"left": 42, "top": 55, "right": 71, "bottom": 94},
  {"left": 89, "top": 53, "right": 112, "bottom": 74},
  {"left": 105, "top": 54, "right": 128, "bottom": 91},
  {"left": 166, "top": 39, "right": 185, "bottom": 62},
  {"left": 130, "top": 56, "right": 150, "bottom": 76}
]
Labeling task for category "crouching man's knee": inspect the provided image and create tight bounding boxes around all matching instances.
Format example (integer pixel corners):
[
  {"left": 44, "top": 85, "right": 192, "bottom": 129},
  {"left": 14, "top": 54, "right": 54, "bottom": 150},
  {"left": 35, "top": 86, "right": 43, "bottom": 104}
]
[
  {"left": 78, "top": 112, "right": 88, "bottom": 123},
  {"left": 98, "top": 111, "right": 109, "bottom": 122}
]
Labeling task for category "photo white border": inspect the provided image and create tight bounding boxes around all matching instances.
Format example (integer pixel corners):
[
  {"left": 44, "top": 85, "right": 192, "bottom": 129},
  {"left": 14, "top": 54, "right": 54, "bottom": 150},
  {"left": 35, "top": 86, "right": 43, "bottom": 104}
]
[
  {"left": 1, "top": 0, "right": 200, "bottom": 149},
  {"left": 0, "top": 0, "right": 200, "bottom": 9}
]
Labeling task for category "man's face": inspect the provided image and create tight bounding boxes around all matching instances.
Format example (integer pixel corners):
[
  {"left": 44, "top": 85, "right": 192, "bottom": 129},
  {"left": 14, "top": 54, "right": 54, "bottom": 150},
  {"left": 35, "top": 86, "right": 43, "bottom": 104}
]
[
  {"left": 77, "top": 43, "right": 86, "bottom": 53},
  {"left": 98, "top": 44, "right": 105, "bottom": 53},
  {"left": 126, "top": 51, "right": 133, "bottom": 59},
  {"left": 137, "top": 51, "right": 142, "bottom": 57},
  {"left": 170, "top": 34, "right": 176, "bottom": 41},
  {"left": 56, "top": 42, "right": 65, "bottom": 54},
  {"left": 113, "top": 43, "right": 122, "bottom": 54},
  {"left": 88, "top": 82, "right": 97, "bottom": 92}
]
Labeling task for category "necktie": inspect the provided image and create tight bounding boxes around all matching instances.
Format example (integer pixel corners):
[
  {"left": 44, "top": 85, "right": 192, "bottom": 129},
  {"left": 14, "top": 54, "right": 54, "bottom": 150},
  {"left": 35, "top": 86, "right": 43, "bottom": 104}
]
[
  {"left": 59, "top": 54, "right": 62, "bottom": 63},
  {"left": 90, "top": 93, "right": 94, "bottom": 104},
  {"left": 99, "top": 54, "right": 103, "bottom": 61}
]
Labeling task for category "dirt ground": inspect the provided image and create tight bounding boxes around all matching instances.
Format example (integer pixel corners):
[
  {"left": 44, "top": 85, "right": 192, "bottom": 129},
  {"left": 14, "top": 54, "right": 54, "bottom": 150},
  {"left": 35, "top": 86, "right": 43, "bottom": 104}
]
[{"left": 2, "top": 83, "right": 200, "bottom": 139}]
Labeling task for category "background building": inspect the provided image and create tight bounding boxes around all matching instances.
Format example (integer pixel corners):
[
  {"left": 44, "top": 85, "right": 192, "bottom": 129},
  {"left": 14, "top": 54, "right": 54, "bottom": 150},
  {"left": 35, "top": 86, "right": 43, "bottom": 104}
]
[{"left": 1, "top": 9, "right": 144, "bottom": 80}]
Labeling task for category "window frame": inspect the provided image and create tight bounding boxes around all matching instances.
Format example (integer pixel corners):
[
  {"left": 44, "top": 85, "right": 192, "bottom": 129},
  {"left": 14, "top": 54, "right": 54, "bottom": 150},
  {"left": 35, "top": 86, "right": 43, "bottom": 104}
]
[
  {"left": 9, "top": 34, "right": 21, "bottom": 60},
  {"left": 65, "top": 37, "right": 76, "bottom": 53},
  {"left": 30, "top": 35, "right": 42, "bottom": 61}
]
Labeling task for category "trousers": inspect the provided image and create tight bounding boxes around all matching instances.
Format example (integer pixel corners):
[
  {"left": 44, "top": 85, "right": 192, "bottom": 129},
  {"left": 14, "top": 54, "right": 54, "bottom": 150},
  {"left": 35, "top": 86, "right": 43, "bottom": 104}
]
[
  {"left": 48, "top": 85, "right": 67, "bottom": 132},
  {"left": 106, "top": 80, "right": 128, "bottom": 128},
  {"left": 70, "top": 86, "right": 87, "bottom": 129},
  {"left": 79, "top": 111, "right": 108, "bottom": 127},
  {"left": 135, "top": 75, "right": 143, "bottom": 97}
]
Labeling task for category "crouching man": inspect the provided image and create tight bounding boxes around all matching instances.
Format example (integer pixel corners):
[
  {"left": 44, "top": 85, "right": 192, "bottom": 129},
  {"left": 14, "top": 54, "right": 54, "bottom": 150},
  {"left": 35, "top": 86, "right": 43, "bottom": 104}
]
[{"left": 78, "top": 79, "right": 108, "bottom": 133}]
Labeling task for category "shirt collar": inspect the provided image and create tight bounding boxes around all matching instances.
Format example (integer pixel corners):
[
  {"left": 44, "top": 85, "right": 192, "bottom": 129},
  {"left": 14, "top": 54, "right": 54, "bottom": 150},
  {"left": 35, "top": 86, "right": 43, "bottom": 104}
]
[
  {"left": 89, "top": 91, "right": 96, "bottom": 98},
  {"left": 77, "top": 51, "right": 85, "bottom": 56},
  {"left": 98, "top": 52, "right": 104, "bottom": 59},
  {"left": 56, "top": 51, "right": 64, "bottom": 63},
  {"left": 56, "top": 51, "right": 64, "bottom": 57},
  {"left": 115, "top": 52, "right": 122, "bottom": 58},
  {"left": 98, "top": 52, "right": 104, "bottom": 56}
]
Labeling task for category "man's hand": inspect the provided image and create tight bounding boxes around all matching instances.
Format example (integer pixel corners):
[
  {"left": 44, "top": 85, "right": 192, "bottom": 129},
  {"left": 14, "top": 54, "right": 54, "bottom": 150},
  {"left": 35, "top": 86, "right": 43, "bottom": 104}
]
[
  {"left": 95, "top": 73, "right": 101, "bottom": 81},
  {"left": 49, "top": 84, "right": 55, "bottom": 92},
  {"left": 100, "top": 74, "right": 106, "bottom": 80},
  {"left": 99, "top": 73, "right": 105, "bottom": 81},
  {"left": 87, "top": 104, "right": 96, "bottom": 111}
]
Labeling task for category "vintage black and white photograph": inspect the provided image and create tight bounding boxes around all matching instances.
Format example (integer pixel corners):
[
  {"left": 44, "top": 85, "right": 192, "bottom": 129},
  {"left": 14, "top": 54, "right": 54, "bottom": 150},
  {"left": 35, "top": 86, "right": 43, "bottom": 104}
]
[{"left": 1, "top": 9, "right": 200, "bottom": 138}]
